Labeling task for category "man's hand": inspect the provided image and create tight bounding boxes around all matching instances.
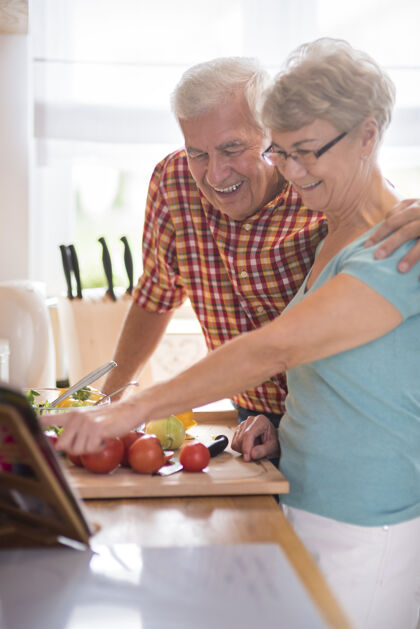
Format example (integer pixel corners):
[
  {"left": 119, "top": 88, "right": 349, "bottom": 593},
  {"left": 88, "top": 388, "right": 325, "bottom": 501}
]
[
  {"left": 231, "top": 414, "right": 280, "bottom": 462},
  {"left": 364, "top": 199, "right": 420, "bottom": 272}
]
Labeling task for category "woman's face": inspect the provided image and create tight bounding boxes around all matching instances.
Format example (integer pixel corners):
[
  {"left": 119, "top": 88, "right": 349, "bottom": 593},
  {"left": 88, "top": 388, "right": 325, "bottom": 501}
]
[{"left": 268, "top": 119, "right": 364, "bottom": 214}]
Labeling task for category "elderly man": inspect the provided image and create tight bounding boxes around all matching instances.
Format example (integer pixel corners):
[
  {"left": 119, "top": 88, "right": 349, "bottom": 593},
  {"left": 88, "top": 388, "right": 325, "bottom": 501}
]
[{"left": 104, "top": 56, "right": 420, "bottom": 427}]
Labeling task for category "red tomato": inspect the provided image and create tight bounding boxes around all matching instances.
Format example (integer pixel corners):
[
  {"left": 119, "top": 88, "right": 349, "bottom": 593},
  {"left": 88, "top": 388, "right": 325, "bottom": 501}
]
[
  {"left": 128, "top": 434, "right": 165, "bottom": 474},
  {"left": 120, "top": 430, "right": 145, "bottom": 467},
  {"left": 81, "top": 438, "right": 124, "bottom": 474},
  {"left": 67, "top": 452, "right": 83, "bottom": 467},
  {"left": 179, "top": 442, "right": 210, "bottom": 472}
]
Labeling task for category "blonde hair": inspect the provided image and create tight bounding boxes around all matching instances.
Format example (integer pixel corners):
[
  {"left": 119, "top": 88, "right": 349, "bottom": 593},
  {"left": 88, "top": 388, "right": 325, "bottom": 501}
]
[
  {"left": 263, "top": 38, "right": 395, "bottom": 141},
  {"left": 171, "top": 57, "right": 271, "bottom": 133}
]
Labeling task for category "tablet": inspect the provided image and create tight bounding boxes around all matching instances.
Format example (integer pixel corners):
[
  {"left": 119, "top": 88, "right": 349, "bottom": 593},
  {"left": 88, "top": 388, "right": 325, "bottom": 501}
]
[{"left": 0, "top": 385, "right": 93, "bottom": 548}]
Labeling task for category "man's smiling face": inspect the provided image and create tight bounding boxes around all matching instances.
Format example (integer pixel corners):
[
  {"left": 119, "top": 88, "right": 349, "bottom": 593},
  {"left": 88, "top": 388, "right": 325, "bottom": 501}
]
[{"left": 180, "top": 91, "right": 279, "bottom": 221}]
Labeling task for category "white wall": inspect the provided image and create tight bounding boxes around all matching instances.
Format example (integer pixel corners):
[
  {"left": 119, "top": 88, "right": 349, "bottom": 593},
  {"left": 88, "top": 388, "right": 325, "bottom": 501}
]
[{"left": 0, "top": 33, "right": 31, "bottom": 281}]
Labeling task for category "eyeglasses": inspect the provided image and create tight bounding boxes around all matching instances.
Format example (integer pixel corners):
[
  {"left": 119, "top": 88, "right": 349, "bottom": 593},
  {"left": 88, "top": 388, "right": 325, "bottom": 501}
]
[{"left": 263, "top": 131, "right": 347, "bottom": 167}]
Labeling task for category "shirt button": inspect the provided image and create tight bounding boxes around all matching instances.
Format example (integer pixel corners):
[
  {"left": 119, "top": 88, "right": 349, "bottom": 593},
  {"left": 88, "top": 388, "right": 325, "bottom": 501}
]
[
  {"left": 256, "top": 305, "right": 265, "bottom": 314},
  {"left": 239, "top": 270, "right": 248, "bottom": 279},
  {"left": 243, "top": 223, "right": 252, "bottom": 231}
]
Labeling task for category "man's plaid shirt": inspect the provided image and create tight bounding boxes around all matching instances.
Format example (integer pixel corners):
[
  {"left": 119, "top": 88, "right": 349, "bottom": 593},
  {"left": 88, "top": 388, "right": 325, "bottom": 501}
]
[{"left": 134, "top": 150, "right": 327, "bottom": 414}]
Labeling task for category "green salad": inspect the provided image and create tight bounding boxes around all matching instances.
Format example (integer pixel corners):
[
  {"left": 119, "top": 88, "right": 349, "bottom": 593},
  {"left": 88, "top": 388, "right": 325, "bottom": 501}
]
[{"left": 26, "top": 386, "right": 100, "bottom": 435}]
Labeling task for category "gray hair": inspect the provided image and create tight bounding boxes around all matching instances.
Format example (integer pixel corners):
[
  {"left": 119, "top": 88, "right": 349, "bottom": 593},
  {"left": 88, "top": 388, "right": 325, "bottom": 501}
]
[
  {"left": 263, "top": 38, "right": 396, "bottom": 142},
  {"left": 171, "top": 57, "right": 271, "bottom": 132}
]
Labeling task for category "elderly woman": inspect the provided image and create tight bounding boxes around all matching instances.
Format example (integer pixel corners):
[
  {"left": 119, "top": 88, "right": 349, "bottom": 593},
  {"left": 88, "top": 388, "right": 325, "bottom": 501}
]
[
  {"left": 231, "top": 39, "right": 420, "bottom": 629},
  {"left": 56, "top": 40, "right": 419, "bottom": 628}
]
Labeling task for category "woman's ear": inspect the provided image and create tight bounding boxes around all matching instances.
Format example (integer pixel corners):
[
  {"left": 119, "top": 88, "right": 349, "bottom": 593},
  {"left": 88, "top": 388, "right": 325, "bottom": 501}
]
[{"left": 359, "top": 117, "right": 378, "bottom": 158}]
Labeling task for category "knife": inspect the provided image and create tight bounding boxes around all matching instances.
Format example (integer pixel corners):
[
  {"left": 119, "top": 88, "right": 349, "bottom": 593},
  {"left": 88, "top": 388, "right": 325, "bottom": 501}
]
[
  {"left": 69, "top": 244, "right": 83, "bottom": 299},
  {"left": 98, "top": 237, "right": 117, "bottom": 301},
  {"left": 120, "top": 236, "right": 134, "bottom": 295},
  {"left": 59, "top": 244, "right": 74, "bottom": 300},
  {"left": 157, "top": 434, "right": 229, "bottom": 476},
  {"left": 49, "top": 360, "right": 117, "bottom": 407}
]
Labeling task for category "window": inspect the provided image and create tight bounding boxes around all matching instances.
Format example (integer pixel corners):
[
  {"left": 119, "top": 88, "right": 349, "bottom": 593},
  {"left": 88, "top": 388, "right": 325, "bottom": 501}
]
[
  {"left": 31, "top": 0, "right": 420, "bottom": 295},
  {"left": 317, "top": 0, "right": 420, "bottom": 198}
]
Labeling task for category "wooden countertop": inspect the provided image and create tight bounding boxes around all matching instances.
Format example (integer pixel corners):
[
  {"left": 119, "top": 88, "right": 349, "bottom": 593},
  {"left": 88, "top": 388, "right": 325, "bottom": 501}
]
[
  {"left": 81, "top": 409, "right": 352, "bottom": 629},
  {"left": 86, "top": 495, "right": 351, "bottom": 629},
  {"left": 0, "top": 406, "right": 351, "bottom": 628}
]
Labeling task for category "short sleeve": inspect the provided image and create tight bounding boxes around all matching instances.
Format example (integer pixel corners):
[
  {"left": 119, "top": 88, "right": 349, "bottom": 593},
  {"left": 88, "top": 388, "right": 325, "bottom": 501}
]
[
  {"left": 133, "top": 157, "right": 187, "bottom": 312},
  {"left": 339, "top": 238, "right": 420, "bottom": 319}
]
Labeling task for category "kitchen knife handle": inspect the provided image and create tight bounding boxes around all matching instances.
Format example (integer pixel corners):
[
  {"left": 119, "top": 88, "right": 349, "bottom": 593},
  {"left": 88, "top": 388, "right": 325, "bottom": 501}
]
[
  {"left": 120, "top": 236, "right": 134, "bottom": 294},
  {"left": 98, "top": 237, "right": 116, "bottom": 301},
  {"left": 208, "top": 434, "right": 229, "bottom": 457},
  {"left": 59, "top": 244, "right": 73, "bottom": 300},
  {"left": 69, "top": 244, "right": 83, "bottom": 299}
]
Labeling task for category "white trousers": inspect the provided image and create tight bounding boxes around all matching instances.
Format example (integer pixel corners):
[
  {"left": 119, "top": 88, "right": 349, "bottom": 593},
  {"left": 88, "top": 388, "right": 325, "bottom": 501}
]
[{"left": 282, "top": 504, "right": 420, "bottom": 629}]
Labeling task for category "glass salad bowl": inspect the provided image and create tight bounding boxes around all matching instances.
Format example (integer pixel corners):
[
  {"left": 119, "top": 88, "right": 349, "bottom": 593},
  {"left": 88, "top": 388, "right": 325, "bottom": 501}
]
[{"left": 25, "top": 386, "right": 110, "bottom": 416}]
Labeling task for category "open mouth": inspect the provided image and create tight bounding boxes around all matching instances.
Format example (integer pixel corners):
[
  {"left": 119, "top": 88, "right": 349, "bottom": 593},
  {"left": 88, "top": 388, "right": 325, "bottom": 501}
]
[
  {"left": 300, "top": 180, "right": 322, "bottom": 191},
  {"left": 211, "top": 181, "right": 243, "bottom": 195}
]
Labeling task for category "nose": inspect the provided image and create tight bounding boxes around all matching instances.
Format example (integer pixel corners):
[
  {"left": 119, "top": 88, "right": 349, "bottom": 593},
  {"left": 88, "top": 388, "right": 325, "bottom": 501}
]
[
  {"left": 280, "top": 157, "right": 308, "bottom": 181},
  {"left": 206, "top": 153, "right": 231, "bottom": 187}
]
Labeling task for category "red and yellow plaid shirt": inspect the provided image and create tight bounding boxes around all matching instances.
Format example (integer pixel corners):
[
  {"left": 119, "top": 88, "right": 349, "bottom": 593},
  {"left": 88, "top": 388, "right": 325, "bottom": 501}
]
[{"left": 135, "top": 150, "right": 327, "bottom": 414}]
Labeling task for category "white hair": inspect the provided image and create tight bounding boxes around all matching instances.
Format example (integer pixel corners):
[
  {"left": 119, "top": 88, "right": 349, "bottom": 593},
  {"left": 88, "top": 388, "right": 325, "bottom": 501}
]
[
  {"left": 171, "top": 57, "right": 271, "bottom": 132},
  {"left": 263, "top": 38, "right": 396, "bottom": 142}
]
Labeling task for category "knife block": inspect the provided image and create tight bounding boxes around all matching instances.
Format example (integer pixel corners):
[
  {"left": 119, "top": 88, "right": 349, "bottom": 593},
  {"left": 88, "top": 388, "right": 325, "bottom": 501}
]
[{"left": 57, "top": 288, "right": 153, "bottom": 391}]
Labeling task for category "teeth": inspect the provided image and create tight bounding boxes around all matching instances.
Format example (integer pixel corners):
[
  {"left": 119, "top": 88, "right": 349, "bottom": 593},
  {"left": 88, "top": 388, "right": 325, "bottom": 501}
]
[
  {"left": 212, "top": 182, "right": 242, "bottom": 193},
  {"left": 301, "top": 180, "right": 321, "bottom": 190}
]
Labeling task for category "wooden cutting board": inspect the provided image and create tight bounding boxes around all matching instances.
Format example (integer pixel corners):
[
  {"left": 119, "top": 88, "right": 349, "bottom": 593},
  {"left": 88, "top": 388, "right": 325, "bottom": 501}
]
[{"left": 65, "top": 411, "right": 289, "bottom": 499}]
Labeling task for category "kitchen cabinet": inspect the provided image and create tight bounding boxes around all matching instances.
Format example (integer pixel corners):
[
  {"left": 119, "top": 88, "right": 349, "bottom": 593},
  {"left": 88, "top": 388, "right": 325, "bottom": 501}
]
[{"left": 0, "top": 1, "right": 28, "bottom": 34}]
